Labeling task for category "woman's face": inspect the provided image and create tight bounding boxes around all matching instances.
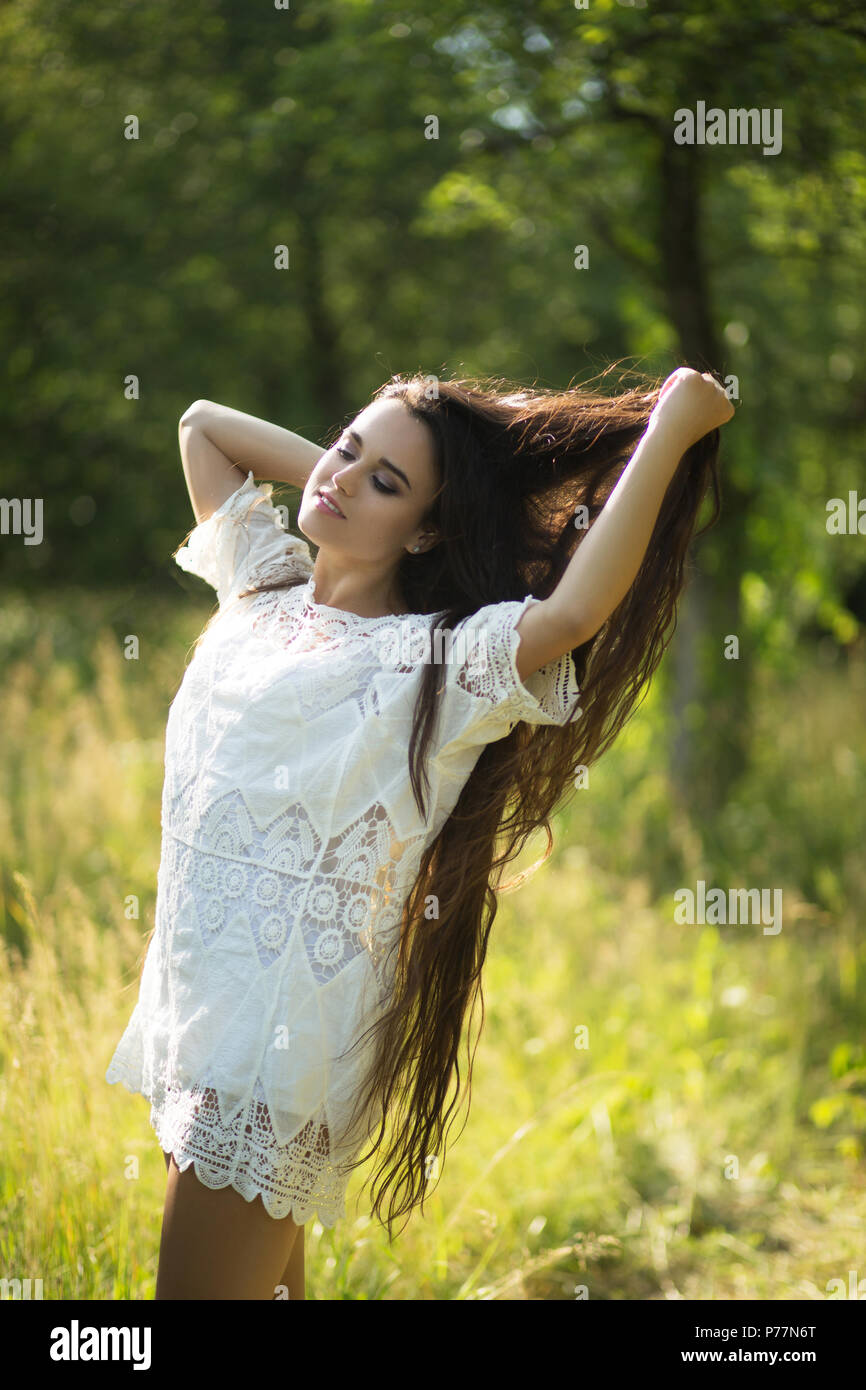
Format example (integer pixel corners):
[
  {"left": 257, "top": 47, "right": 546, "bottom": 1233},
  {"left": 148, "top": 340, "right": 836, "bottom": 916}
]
[{"left": 298, "top": 397, "right": 441, "bottom": 567}]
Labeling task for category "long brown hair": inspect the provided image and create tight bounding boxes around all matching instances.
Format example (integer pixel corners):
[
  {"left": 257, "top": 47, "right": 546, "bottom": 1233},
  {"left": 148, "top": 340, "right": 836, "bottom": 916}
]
[{"left": 150, "top": 364, "right": 722, "bottom": 1241}]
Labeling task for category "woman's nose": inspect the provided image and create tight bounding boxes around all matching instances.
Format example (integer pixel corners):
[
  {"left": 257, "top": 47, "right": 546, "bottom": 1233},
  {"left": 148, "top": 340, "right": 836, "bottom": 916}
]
[{"left": 332, "top": 466, "right": 356, "bottom": 492}]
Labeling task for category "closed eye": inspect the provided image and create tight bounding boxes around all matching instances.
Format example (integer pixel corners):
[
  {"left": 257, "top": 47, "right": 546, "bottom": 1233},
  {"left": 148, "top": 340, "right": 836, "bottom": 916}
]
[{"left": 333, "top": 445, "right": 397, "bottom": 494}]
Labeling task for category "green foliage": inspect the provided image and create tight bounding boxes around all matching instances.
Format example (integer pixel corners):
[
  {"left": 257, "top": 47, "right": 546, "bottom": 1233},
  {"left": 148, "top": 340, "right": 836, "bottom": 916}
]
[{"left": 1, "top": 0, "right": 863, "bottom": 664}]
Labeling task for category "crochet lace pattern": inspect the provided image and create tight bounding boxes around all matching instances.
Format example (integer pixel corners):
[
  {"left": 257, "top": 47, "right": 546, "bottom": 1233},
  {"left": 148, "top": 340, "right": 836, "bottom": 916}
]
[{"left": 106, "top": 471, "right": 580, "bottom": 1224}]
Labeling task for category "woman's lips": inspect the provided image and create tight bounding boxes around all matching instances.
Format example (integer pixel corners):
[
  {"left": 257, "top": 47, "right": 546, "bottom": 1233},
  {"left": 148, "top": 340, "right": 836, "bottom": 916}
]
[{"left": 315, "top": 490, "right": 345, "bottom": 518}]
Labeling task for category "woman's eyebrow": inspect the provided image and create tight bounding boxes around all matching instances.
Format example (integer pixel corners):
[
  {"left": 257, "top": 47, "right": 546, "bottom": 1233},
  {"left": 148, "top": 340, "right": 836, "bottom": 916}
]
[{"left": 347, "top": 429, "right": 412, "bottom": 489}]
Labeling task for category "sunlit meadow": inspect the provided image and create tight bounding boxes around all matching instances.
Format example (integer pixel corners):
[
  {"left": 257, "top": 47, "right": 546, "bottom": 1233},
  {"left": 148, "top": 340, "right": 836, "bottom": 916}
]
[{"left": 1, "top": 590, "right": 863, "bottom": 1300}]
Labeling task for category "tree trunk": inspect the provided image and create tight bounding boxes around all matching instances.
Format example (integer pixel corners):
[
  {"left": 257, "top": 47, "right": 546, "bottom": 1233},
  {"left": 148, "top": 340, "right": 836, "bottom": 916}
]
[{"left": 657, "top": 140, "right": 757, "bottom": 827}]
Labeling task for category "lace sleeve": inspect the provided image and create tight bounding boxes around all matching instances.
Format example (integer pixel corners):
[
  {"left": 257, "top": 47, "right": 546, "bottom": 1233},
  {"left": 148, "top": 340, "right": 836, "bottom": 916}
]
[
  {"left": 433, "top": 594, "right": 582, "bottom": 752},
  {"left": 173, "top": 470, "right": 313, "bottom": 607}
]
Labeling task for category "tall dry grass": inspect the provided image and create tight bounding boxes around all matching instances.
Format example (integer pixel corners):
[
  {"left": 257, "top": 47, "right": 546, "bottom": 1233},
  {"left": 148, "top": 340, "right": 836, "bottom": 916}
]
[{"left": 1, "top": 591, "right": 863, "bottom": 1299}]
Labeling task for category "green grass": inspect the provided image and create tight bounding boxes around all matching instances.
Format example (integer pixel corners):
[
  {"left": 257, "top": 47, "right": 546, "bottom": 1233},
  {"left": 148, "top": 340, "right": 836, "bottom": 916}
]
[{"left": 1, "top": 589, "right": 864, "bottom": 1300}]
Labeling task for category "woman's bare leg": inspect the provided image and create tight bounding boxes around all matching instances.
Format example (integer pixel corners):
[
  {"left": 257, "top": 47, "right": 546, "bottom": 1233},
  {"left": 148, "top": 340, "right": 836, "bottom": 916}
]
[
  {"left": 161, "top": 1150, "right": 306, "bottom": 1299},
  {"left": 156, "top": 1150, "right": 300, "bottom": 1300},
  {"left": 274, "top": 1224, "right": 305, "bottom": 1300}
]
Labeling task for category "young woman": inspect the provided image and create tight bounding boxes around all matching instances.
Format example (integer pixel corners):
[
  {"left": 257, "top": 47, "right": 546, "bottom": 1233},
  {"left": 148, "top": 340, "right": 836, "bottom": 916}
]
[{"left": 106, "top": 365, "right": 733, "bottom": 1299}]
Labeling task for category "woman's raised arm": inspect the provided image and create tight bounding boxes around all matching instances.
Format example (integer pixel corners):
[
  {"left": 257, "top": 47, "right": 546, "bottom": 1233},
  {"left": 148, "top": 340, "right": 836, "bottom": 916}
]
[
  {"left": 514, "top": 369, "right": 734, "bottom": 681},
  {"left": 178, "top": 400, "right": 325, "bottom": 522}
]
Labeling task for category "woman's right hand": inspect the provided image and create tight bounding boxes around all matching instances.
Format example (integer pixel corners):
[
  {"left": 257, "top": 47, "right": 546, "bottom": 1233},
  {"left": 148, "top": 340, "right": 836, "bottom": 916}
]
[{"left": 647, "top": 368, "right": 735, "bottom": 452}]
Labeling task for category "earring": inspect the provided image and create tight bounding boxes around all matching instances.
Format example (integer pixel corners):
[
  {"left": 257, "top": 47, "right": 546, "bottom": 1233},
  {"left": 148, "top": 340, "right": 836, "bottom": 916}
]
[{"left": 412, "top": 545, "right": 421, "bottom": 553}]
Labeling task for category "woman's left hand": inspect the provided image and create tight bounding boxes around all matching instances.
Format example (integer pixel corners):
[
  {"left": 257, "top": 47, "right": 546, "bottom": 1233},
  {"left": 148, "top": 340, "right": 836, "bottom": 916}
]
[{"left": 647, "top": 368, "right": 735, "bottom": 452}]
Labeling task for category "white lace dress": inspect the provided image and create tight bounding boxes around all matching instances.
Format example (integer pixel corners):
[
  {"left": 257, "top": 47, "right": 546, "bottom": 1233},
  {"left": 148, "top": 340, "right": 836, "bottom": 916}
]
[{"left": 105, "top": 470, "right": 580, "bottom": 1226}]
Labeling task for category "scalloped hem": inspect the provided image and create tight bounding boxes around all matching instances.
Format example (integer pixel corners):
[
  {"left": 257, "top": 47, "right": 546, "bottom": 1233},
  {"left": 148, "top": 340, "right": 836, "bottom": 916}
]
[
  {"left": 106, "top": 1065, "right": 350, "bottom": 1229},
  {"left": 158, "top": 1145, "right": 346, "bottom": 1228}
]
